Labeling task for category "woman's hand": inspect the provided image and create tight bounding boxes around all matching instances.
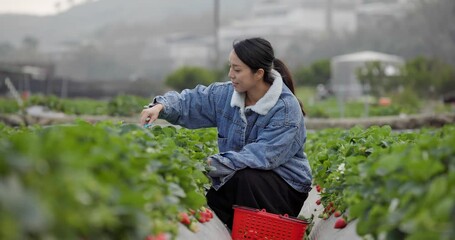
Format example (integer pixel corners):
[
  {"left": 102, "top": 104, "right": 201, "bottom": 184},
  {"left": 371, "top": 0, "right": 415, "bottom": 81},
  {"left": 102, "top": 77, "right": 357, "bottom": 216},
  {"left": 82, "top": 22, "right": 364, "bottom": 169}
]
[{"left": 140, "top": 104, "right": 164, "bottom": 126}]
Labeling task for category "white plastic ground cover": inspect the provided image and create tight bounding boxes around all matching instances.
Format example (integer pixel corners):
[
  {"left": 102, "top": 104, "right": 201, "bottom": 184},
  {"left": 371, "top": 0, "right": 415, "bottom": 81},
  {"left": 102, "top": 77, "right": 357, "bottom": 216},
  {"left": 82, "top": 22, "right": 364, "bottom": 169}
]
[
  {"left": 176, "top": 213, "right": 231, "bottom": 240},
  {"left": 309, "top": 216, "right": 361, "bottom": 240},
  {"left": 176, "top": 187, "right": 364, "bottom": 240},
  {"left": 299, "top": 188, "right": 362, "bottom": 240}
]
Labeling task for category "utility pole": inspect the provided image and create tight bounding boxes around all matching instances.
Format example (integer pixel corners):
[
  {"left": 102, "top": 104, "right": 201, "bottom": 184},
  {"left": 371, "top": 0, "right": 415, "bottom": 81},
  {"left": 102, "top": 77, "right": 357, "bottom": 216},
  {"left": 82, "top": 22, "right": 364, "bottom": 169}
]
[{"left": 213, "top": 0, "right": 220, "bottom": 70}]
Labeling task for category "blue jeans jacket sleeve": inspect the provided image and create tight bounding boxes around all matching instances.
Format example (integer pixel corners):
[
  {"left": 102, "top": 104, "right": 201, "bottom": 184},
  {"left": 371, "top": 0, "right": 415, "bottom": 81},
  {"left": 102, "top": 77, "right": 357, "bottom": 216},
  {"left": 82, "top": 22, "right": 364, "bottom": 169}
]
[{"left": 153, "top": 84, "right": 218, "bottom": 129}]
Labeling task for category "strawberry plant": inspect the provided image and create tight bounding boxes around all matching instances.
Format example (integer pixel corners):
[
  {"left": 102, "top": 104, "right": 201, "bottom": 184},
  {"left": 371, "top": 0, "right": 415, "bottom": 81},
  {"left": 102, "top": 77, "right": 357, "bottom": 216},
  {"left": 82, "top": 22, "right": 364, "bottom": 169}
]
[
  {"left": 307, "top": 124, "right": 455, "bottom": 239},
  {"left": 0, "top": 94, "right": 151, "bottom": 117},
  {"left": 0, "top": 121, "right": 218, "bottom": 239},
  {"left": 2, "top": 120, "right": 454, "bottom": 239}
]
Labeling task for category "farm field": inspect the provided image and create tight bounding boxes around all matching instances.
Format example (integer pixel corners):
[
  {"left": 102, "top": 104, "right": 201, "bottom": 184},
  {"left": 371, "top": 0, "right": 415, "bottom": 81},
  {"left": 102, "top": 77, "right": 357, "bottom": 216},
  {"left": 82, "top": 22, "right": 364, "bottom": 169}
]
[
  {"left": 1, "top": 90, "right": 454, "bottom": 131},
  {"left": 1, "top": 86, "right": 454, "bottom": 119},
  {"left": 1, "top": 121, "right": 454, "bottom": 239}
]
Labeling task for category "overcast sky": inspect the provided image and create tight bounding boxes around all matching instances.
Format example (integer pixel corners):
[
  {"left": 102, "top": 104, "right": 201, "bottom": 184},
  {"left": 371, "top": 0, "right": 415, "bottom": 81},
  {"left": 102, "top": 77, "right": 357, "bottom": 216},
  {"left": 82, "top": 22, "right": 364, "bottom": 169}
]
[{"left": 0, "top": 0, "right": 85, "bottom": 15}]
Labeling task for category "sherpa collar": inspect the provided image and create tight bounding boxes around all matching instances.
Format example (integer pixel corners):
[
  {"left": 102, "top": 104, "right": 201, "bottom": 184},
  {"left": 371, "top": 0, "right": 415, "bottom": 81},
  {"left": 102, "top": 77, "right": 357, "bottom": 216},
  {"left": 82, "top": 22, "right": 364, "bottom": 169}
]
[{"left": 230, "top": 69, "right": 283, "bottom": 119}]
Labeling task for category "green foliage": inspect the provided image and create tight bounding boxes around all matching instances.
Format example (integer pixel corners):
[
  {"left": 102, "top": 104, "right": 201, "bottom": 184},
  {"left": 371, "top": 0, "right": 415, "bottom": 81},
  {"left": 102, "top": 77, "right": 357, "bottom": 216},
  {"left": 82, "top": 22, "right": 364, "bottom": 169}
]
[
  {"left": 399, "top": 57, "right": 455, "bottom": 98},
  {"left": 368, "top": 104, "right": 402, "bottom": 116},
  {"left": 0, "top": 94, "right": 151, "bottom": 117},
  {"left": 165, "top": 67, "right": 217, "bottom": 91},
  {"left": 307, "top": 125, "right": 455, "bottom": 239},
  {"left": 0, "top": 122, "right": 218, "bottom": 239},
  {"left": 28, "top": 95, "right": 109, "bottom": 116},
  {"left": 300, "top": 95, "right": 415, "bottom": 118},
  {"left": 307, "top": 106, "right": 331, "bottom": 118},
  {"left": 294, "top": 59, "right": 331, "bottom": 86},
  {"left": 0, "top": 97, "right": 20, "bottom": 114},
  {"left": 355, "top": 57, "right": 455, "bottom": 100},
  {"left": 356, "top": 61, "right": 402, "bottom": 98},
  {"left": 390, "top": 88, "right": 421, "bottom": 114},
  {"left": 107, "top": 94, "right": 150, "bottom": 117}
]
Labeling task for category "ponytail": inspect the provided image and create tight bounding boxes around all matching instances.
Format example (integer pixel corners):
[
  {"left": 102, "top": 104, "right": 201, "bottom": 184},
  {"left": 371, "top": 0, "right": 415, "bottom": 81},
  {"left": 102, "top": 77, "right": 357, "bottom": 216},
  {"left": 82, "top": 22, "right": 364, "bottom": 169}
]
[{"left": 273, "top": 59, "right": 306, "bottom": 116}]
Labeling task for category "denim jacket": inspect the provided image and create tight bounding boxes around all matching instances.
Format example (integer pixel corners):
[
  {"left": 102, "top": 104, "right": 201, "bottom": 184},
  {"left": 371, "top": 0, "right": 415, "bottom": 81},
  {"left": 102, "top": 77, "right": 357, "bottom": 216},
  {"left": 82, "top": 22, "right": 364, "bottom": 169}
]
[{"left": 152, "top": 70, "right": 312, "bottom": 193}]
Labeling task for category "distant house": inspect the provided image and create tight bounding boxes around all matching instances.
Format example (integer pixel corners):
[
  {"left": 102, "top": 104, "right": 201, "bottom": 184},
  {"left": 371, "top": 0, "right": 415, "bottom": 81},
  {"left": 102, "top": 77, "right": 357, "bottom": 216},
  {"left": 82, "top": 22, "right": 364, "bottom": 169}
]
[{"left": 329, "top": 51, "right": 404, "bottom": 99}]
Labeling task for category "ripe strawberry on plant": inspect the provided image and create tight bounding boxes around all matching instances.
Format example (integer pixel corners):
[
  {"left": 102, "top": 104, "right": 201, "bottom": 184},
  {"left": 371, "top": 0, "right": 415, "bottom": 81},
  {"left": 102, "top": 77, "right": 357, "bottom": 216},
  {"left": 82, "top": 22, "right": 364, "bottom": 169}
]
[
  {"left": 195, "top": 207, "right": 214, "bottom": 223},
  {"left": 195, "top": 211, "right": 207, "bottom": 223},
  {"left": 201, "top": 211, "right": 211, "bottom": 222},
  {"left": 324, "top": 205, "right": 331, "bottom": 213},
  {"left": 324, "top": 205, "right": 336, "bottom": 215},
  {"left": 334, "top": 210, "right": 342, "bottom": 218},
  {"left": 205, "top": 208, "right": 214, "bottom": 219},
  {"left": 334, "top": 218, "right": 347, "bottom": 229},
  {"left": 316, "top": 199, "right": 321, "bottom": 205},
  {"left": 178, "top": 212, "right": 191, "bottom": 225},
  {"left": 316, "top": 185, "right": 322, "bottom": 193},
  {"left": 145, "top": 233, "right": 167, "bottom": 240}
]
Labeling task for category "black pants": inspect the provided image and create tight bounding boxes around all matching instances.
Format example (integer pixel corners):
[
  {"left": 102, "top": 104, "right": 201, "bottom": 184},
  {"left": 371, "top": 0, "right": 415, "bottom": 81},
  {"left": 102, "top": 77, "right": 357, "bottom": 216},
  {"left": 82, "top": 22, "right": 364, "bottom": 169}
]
[{"left": 206, "top": 168, "right": 308, "bottom": 230}]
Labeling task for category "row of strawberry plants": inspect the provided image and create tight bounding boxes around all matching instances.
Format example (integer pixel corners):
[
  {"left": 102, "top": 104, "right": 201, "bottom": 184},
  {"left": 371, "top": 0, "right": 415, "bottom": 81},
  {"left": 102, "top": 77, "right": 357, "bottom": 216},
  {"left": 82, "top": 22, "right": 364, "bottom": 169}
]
[
  {"left": 0, "top": 94, "right": 149, "bottom": 116},
  {"left": 0, "top": 121, "right": 217, "bottom": 239},
  {"left": 307, "top": 125, "right": 455, "bottom": 239}
]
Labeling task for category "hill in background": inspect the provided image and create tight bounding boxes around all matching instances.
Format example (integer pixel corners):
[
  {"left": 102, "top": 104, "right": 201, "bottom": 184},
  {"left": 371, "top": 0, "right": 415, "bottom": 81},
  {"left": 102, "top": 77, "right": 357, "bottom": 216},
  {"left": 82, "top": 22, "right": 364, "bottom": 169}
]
[{"left": 0, "top": 0, "right": 251, "bottom": 49}]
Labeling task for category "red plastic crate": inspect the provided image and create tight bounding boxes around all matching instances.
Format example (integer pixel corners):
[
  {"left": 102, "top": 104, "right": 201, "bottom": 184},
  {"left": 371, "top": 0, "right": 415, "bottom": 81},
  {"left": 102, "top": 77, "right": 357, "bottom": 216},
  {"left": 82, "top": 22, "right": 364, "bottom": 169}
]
[{"left": 231, "top": 205, "right": 308, "bottom": 240}]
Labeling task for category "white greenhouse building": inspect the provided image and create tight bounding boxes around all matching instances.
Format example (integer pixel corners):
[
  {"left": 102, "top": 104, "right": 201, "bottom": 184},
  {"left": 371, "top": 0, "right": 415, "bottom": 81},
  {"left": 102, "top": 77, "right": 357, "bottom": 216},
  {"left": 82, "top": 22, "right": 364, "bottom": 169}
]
[{"left": 330, "top": 51, "right": 405, "bottom": 99}]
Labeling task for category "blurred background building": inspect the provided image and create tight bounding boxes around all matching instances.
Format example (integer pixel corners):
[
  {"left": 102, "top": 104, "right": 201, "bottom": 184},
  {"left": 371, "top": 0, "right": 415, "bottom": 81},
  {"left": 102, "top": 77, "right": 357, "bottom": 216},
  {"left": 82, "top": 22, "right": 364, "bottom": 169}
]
[
  {"left": 0, "top": 0, "right": 452, "bottom": 98},
  {"left": 330, "top": 51, "right": 404, "bottom": 99}
]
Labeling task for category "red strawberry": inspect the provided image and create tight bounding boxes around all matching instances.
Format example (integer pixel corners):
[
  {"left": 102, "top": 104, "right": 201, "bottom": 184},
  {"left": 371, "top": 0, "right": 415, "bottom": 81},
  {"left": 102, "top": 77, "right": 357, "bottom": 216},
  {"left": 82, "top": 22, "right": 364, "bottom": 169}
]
[
  {"left": 334, "top": 210, "right": 342, "bottom": 218},
  {"left": 325, "top": 206, "right": 335, "bottom": 214},
  {"left": 178, "top": 212, "right": 191, "bottom": 225},
  {"left": 205, "top": 208, "right": 214, "bottom": 219},
  {"left": 316, "top": 199, "right": 321, "bottom": 205},
  {"left": 145, "top": 233, "right": 167, "bottom": 240},
  {"left": 198, "top": 216, "right": 207, "bottom": 223},
  {"left": 202, "top": 211, "right": 212, "bottom": 222},
  {"left": 324, "top": 205, "right": 332, "bottom": 213},
  {"left": 195, "top": 212, "right": 207, "bottom": 223},
  {"left": 316, "top": 185, "right": 322, "bottom": 192},
  {"left": 334, "top": 218, "right": 347, "bottom": 229}
]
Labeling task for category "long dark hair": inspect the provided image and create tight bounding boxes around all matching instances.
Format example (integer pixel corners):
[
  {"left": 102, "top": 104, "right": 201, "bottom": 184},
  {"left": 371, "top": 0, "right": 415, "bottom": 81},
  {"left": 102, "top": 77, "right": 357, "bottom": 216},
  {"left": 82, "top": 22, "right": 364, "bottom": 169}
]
[{"left": 233, "top": 37, "right": 305, "bottom": 116}]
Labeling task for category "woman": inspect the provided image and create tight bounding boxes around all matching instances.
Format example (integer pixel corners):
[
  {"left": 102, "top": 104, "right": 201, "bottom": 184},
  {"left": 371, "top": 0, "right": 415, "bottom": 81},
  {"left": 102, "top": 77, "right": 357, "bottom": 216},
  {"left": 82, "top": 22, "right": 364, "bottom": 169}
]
[{"left": 140, "top": 37, "right": 312, "bottom": 229}]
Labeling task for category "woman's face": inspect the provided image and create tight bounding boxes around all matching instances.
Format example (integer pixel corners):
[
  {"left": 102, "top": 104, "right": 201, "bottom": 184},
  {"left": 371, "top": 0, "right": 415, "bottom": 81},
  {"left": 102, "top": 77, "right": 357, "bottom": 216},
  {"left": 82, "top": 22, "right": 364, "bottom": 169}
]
[{"left": 228, "top": 50, "right": 262, "bottom": 93}]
